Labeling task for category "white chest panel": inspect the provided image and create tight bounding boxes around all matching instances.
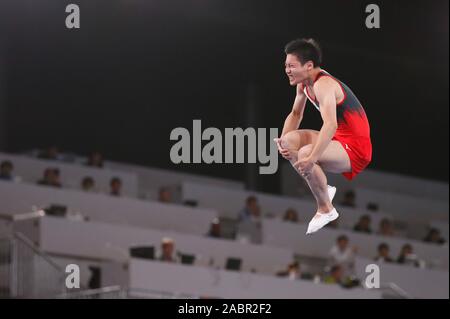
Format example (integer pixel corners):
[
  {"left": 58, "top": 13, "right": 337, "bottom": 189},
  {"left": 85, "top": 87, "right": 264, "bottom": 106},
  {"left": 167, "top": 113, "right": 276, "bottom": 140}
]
[{"left": 303, "top": 87, "right": 320, "bottom": 112}]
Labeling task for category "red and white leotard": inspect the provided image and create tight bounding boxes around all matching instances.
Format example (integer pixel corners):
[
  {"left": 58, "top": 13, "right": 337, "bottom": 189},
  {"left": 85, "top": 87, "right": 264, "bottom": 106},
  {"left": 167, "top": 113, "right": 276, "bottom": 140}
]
[{"left": 302, "top": 69, "right": 372, "bottom": 180}]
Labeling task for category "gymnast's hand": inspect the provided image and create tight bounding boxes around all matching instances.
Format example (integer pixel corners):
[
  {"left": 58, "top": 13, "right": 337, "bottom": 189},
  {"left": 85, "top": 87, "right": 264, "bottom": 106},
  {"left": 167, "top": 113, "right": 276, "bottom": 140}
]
[
  {"left": 273, "top": 138, "right": 292, "bottom": 160},
  {"left": 294, "top": 156, "right": 315, "bottom": 178}
]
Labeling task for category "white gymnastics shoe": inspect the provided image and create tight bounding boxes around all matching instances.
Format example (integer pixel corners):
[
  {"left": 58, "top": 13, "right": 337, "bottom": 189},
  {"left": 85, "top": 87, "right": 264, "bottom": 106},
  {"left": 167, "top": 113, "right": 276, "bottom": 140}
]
[{"left": 306, "top": 208, "right": 339, "bottom": 235}]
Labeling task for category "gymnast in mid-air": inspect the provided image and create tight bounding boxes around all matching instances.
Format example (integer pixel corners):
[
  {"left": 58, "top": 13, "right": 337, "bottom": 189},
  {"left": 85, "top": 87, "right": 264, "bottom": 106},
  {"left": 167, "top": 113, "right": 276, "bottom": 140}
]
[{"left": 275, "top": 38, "right": 372, "bottom": 234}]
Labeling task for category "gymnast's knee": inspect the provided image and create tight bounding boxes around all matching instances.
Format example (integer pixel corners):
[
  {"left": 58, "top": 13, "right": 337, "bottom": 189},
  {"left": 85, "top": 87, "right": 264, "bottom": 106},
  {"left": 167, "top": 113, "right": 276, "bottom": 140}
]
[
  {"left": 298, "top": 144, "right": 313, "bottom": 159},
  {"left": 281, "top": 130, "right": 300, "bottom": 150}
]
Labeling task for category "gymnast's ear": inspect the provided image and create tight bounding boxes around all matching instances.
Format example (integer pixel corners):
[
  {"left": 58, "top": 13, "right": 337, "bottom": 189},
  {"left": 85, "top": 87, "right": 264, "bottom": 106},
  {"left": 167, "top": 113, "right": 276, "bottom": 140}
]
[{"left": 305, "top": 60, "right": 315, "bottom": 70}]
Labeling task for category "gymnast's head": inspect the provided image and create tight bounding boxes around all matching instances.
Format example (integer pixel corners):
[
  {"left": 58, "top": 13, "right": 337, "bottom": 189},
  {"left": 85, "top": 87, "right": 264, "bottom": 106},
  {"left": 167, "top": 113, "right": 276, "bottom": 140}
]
[{"left": 284, "top": 38, "right": 322, "bottom": 86}]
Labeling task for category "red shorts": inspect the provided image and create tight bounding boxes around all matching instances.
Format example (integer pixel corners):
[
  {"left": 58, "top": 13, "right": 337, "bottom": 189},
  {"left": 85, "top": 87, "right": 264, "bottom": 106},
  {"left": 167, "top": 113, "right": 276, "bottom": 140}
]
[{"left": 332, "top": 135, "right": 372, "bottom": 180}]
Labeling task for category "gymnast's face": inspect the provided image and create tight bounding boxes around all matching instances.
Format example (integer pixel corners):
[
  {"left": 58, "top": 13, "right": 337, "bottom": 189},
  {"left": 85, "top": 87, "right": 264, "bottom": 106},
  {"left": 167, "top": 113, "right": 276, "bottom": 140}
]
[{"left": 285, "top": 54, "right": 312, "bottom": 86}]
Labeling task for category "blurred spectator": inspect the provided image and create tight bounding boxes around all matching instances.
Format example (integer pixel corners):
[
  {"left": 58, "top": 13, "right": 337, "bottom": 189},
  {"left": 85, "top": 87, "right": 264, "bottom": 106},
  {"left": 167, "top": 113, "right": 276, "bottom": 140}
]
[
  {"left": 367, "top": 202, "right": 379, "bottom": 212},
  {"left": 37, "top": 168, "right": 52, "bottom": 185},
  {"left": 38, "top": 146, "right": 60, "bottom": 160},
  {"left": 340, "top": 190, "right": 356, "bottom": 208},
  {"left": 323, "top": 264, "right": 344, "bottom": 285},
  {"left": 353, "top": 215, "right": 372, "bottom": 234},
  {"left": 238, "top": 195, "right": 261, "bottom": 222},
  {"left": 52, "top": 168, "right": 61, "bottom": 187},
  {"left": 207, "top": 218, "right": 222, "bottom": 239},
  {"left": 236, "top": 196, "right": 262, "bottom": 244},
  {"left": 397, "top": 244, "right": 420, "bottom": 267},
  {"left": 110, "top": 177, "right": 122, "bottom": 196},
  {"left": 86, "top": 151, "right": 104, "bottom": 168},
  {"left": 283, "top": 208, "right": 299, "bottom": 223},
  {"left": 423, "top": 228, "right": 446, "bottom": 245},
  {"left": 377, "top": 218, "right": 395, "bottom": 237},
  {"left": 159, "top": 237, "right": 178, "bottom": 263},
  {"left": 323, "top": 264, "right": 360, "bottom": 288},
  {"left": 328, "top": 235, "right": 357, "bottom": 278},
  {"left": 158, "top": 187, "right": 172, "bottom": 203},
  {"left": 374, "top": 243, "right": 394, "bottom": 263},
  {"left": 276, "top": 261, "right": 301, "bottom": 280},
  {"left": 81, "top": 176, "right": 96, "bottom": 192},
  {"left": 37, "top": 168, "right": 62, "bottom": 188},
  {"left": 323, "top": 265, "right": 343, "bottom": 284},
  {"left": 0, "top": 160, "right": 14, "bottom": 181}
]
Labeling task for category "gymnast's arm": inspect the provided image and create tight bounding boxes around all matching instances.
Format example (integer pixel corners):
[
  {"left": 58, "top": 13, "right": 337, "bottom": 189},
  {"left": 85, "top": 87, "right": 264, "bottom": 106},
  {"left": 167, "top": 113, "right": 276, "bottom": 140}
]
[{"left": 281, "top": 84, "right": 307, "bottom": 137}]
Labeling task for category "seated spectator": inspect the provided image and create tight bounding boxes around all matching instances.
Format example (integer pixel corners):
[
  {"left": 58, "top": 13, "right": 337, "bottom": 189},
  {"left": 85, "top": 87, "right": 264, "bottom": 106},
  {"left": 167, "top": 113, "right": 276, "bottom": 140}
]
[
  {"left": 207, "top": 218, "right": 222, "bottom": 239},
  {"left": 37, "top": 168, "right": 62, "bottom": 188},
  {"left": 159, "top": 237, "right": 178, "bottom": 263},
  {"left": 328, "top": 235, "right": 357, "bottom": 278},
  {"left": 38, "top": 146, "right": 60, "bottom": 160},
  {"left": 323, "top": 264, "right": 360, "bottom": 288},
  {"left": 323, "top": 264, "right": 344, "bottom": 285},
  {"left": 367, "top": 202, "right": 379, "bottom": 212},
  {"left": 283, "top": 208, "right": 299, "bottom": 223},
  {"left": 326, "top": 265, "right": 361, "bottom": 288},
  {"left": 377, "top": 218, "right": 395, "bottom": 237},
  {"left": 397, "top": 244, "right": 420, "bottom": 267},
  {"left": 353, "top": 215, "right": 372, "bottom": 234},
  {"left": 374, "top": 243, "right": 394, "bottom": 263},
  {"left": 86, "top": 151, "right": 104, "bottom": 168},
  {"left": 0, "top": 160, "right": 14, "bottom": 181},
  {"left": 53, "top": 168, "right": 61, "bottom": 186},
  {"left": 238, "top": 195, "right": 261, "bottom": 222},
  {"left": 81, "top": 176, "right": 96, "bottom": 192},
  {"left": 37, "top": 168, "right": 52, "bottom": 185},
  {"left": 340, "top": 190, "right": 356, "bottom": 208},
  {"left": 110, "top": 177, "right": 122, "bottom": 196},
  {"left": 236, "top": 196, "right": 262, "bottom": 244},
  {"left": 158, "top": 187, "right": 172, "bottom": 203},
  {"left": 276, "top": 261, "right": 302, "bottom": 280},
  {"left": 423, "top": 228, "right": 446, "bottom": 245}
]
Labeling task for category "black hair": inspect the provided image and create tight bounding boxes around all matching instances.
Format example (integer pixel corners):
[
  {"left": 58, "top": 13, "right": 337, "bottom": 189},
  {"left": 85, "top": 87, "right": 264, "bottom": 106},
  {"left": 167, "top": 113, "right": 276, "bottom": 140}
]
[{"left": 284, "top": 38, "right": 322, "bottom": 67}]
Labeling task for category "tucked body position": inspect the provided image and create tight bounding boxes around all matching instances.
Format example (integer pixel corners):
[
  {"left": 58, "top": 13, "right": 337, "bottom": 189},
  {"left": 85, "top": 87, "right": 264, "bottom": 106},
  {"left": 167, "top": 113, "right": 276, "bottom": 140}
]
[{"left": 275, "top": 38, "right": 372, "bottom": 234}]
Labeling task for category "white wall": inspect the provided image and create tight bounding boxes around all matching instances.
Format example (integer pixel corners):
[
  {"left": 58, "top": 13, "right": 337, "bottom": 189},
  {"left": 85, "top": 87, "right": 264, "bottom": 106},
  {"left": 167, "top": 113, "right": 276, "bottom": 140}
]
[
  {"left": 281, "top": 163, "right": 449, "bottom": 223},
  {"left": 353, "top": 188, "right": 448, "bottom": 223},
  {"left": 13, "top": 216, "right": 294, "bottom": 275},
  {"left": 118, "top": 258, "right": 383, "bottom": 299},
  {"left": 50, "top": 256, "right": 104, "bottom": 290},
  {"left": 0, "top": 152, "right": 139, "bottom": 197},
  {"left": 282, "top": 163, "right": 449, "bottom": 202},
  {"left": 105, "top": 160, "right": 244, "bottom": 198},
  {"left": 355, "top": 257, "right": 449, "bottom": 299},
  {"left": 0, "top": 181, "right": 217, "bottom": 236},
  {"left": 262, "top": 219, "right": 449, "bottom": 270},
  {"left": 181, "top": 181, "right": 394, "bottom": 232}
]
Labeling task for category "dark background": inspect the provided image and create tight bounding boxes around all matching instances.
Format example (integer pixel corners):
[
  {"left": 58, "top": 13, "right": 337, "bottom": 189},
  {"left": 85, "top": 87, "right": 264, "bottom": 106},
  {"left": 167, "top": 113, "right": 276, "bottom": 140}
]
[{"left": 0, "top": 0, "right": 448, "bottom": 193}]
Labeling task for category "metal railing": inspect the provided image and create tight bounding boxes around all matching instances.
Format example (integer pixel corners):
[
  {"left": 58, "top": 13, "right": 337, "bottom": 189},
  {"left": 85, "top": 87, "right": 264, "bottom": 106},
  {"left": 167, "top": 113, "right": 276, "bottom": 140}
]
[
  {"left": 379, "top": 282, "right": 413, "bottom": 299},
  {"left": 57, "top": 286, "right": 201, "bottom": 299},
  {"left": 0, "top": 232, "right": 66, "bottom": 298}
]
